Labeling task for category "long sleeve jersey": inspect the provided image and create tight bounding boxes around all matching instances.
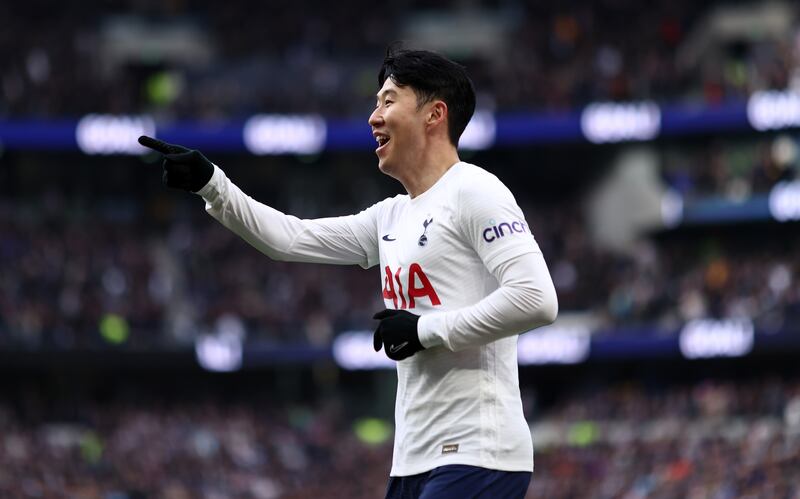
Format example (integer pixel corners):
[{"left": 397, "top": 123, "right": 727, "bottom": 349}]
[{"left": 196, "top": 161, "right": 558, "bottom": 476}]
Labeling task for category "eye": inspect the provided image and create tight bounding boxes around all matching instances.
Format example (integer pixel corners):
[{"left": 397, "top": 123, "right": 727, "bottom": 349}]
[{"left": 384, "top": 100, "right": 393, "bottom": 107}]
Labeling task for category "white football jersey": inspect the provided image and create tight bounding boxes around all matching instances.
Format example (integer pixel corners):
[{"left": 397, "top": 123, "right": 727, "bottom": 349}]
[{"left": 198, "top": 161, "right": 557, "bottom": 476}]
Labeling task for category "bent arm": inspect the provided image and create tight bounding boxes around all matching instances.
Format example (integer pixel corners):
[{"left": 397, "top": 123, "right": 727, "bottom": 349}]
[
  {"left": 416, "top": 250, "right": 558, "bottom": 351},
  {"left": 197, "top": 165, "right": 379, "bottom": 267}
]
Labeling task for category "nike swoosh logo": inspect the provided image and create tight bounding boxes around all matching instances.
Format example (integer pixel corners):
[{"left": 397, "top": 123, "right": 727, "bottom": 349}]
[
  {"left": 389, "top": 342, "right": 409, "bottom": 353},
  {"left": 382, "top": 234, "right": 396, "bottom": 241}
]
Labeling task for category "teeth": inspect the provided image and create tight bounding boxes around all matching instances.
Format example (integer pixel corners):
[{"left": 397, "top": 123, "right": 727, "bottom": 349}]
[{"left": 375, "top": 135, "right": 389, "bottom": 146}]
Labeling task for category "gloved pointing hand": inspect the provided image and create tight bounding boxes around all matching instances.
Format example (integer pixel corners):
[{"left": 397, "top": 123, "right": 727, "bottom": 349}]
[
  {"left": 138, "top": 135, "right": 214, "bottom": 193},
  {"left": 373, "top": 309, "right": 424, "bottom": 361}
]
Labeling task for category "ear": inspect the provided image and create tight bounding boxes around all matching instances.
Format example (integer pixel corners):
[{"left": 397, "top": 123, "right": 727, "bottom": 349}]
[{"left": 426, "top": 100, "right": 448, "bottom": 128}]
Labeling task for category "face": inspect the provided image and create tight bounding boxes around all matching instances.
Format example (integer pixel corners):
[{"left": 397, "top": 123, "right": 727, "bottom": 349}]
[{"left": 368, "top": 78, "right": 429, "bottom": 177}]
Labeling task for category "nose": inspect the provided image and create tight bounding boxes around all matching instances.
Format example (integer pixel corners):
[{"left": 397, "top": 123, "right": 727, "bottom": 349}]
[{"left": 368, "top": 107, "right": 383, "bottom": 128}]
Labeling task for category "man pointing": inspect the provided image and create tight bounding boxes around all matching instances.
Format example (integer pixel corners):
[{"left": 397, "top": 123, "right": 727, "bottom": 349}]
[{"left": 140, "top": 46, "right": 558, "bottom": 499}]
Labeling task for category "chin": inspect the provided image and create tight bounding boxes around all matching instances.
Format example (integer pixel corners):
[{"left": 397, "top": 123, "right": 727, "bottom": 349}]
[{"left": 377, "top": 157, "right": 394, "bottom": 175}]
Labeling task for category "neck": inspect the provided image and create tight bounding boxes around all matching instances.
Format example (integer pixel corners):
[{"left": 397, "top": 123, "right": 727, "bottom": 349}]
[{"left": 400, "top": 145, "right": 460, "bottom": 198}]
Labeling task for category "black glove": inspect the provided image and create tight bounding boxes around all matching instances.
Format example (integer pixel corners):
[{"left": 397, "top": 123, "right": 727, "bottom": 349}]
[
  {"left": 373, "top": 309, "right": 424, "bottom": 361},
  {"left": 138, "top": 135, "right": 214, "bottom": 192}
]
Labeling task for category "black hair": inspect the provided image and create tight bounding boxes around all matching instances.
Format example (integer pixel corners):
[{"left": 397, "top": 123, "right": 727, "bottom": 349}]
[{"left": 378, "top": 45, "right": 476, "bottom": 147}]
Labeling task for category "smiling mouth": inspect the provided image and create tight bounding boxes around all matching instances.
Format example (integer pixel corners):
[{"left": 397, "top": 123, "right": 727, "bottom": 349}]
[{"left": 375, "top": 134, "right": 390, "bottom": 152}]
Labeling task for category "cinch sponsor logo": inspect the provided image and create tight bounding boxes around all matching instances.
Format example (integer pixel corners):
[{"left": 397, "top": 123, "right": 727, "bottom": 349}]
[{"left": 482, "top": 219, "right": 528, "bottom": 242}]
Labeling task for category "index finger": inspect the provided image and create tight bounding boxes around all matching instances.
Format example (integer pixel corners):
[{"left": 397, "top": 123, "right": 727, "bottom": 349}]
[{"left": 138, "top": 135, "right": 182, "bottom": 155}]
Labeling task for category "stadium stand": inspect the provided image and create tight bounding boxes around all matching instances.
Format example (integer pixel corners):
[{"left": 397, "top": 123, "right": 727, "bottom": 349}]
[{"left": 3, "top": 0, "right": 800, "bottom": 497}]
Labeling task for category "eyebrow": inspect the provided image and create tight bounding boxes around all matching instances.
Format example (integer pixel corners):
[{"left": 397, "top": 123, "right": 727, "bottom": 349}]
[{"left": 376, "top": 89, "right": 398, "bottom": 99}]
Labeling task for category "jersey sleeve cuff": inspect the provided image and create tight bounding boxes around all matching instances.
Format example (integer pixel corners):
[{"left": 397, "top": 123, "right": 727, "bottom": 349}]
[
  {"left": 417, "top": 313, "right": 447, "bottom": 349},
  {"left": 195, "top": 164, "right": 224, "bottom": 200}
]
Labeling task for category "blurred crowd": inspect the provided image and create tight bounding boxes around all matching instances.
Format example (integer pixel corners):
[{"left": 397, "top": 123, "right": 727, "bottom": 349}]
[
  {"left": 598, "top": 234, "right": 800, "bottom": 332},
  {"left": 3, "top": 201, "right": 800, "bottom": 350},
  {"left": 5, "top": 2, "right": 800, "bottom": 498},
  {"left": 528, "top": 378, "right": 800, "bottom": 499},
  {"left": 0, "top": 397, "right": 391, "bottom": 499},
  {"left": 1, "top": 0, "right": 799, "bottom": 118},
  {"left": 0, "top": 200, "right": 382, "bottom": 350},
  {"left": 3, "top": 0, "right": 800, "bottom": 348},
  {"left": 533, "top": 207, "right": 800, "bottom": 334},
  {"left": 1, "top": 377, "right": 798, "bottom": 498},
  {"left": 0, "top": 211, "right": 163, "bottom": 349},
  {"left": 661, "top": 134, "right": 800, "bottom": 201},
  {"left": 3, "top": 154, "right": 800, "bottom": 349}
]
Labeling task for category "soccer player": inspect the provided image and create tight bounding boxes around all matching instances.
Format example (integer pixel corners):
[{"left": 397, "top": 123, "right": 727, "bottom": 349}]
[{"left": 139, "top": 47, "right": 558, "bottom": 499}]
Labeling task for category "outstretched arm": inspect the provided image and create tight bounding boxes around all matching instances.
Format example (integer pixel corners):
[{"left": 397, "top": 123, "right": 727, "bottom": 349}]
[
  {"left": 139, "top": 136, "right": 380, "bottom": 268},
  {"left": 199, "top": 165, "right": 380, "bottom": 266}
]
